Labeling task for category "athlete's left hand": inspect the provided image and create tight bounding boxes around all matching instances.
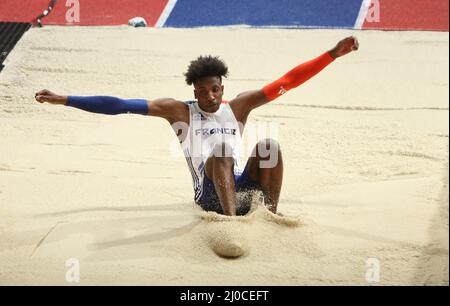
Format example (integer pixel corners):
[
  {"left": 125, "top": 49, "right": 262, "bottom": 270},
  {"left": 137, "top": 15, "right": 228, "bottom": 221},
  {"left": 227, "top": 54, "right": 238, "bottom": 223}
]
[{"left": 329, "top": 36, "right": 359, "bottom": 59}]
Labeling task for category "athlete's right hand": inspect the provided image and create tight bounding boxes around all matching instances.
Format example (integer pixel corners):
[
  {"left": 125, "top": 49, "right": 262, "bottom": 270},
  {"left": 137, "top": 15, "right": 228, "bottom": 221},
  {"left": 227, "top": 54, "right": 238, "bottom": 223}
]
[{"left": 35, "top": 89, "right": 67, "bottom": 105}]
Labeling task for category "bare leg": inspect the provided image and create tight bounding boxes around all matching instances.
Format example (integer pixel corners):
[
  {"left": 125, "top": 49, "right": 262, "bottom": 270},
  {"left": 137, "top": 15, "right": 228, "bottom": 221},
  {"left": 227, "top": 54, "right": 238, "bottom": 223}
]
[
  {"left": 204, "top": 143, "right": 237, "bottom": 216},
  {"left": 245, "top": 139, "right": 283, "bottom": 213}
]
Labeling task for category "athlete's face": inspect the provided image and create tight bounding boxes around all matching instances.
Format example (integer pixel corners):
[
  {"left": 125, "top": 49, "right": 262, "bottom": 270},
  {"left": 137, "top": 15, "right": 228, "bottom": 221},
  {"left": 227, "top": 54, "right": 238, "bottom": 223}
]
[{"left": 194, "top": 76, "right": 224, "bottom": 113}]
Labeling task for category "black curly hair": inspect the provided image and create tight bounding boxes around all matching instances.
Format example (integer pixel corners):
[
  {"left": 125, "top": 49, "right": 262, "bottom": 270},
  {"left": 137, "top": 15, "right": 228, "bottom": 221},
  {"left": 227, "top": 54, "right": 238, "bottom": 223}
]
[{"left": 184, "top": 55, "right": 229, "bottom": 85}]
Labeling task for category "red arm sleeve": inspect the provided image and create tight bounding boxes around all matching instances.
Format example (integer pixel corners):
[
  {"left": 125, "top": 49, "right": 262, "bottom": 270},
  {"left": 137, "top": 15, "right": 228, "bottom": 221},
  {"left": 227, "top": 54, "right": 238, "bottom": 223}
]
[{"left": 262, "top": 51, "right": 335, "bottom": 101}]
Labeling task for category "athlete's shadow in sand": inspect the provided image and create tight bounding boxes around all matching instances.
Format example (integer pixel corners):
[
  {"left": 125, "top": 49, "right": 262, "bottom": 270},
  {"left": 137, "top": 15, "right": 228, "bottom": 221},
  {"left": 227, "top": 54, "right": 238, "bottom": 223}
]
[
  {"left": 93, "top": 219, "right": 202, "bottom": 250},
  {"left": 30, "top": 202, "right": 203, "bottom": 257},
  {"left": 35, "top": 203, "right": 191, "bottom": 217}
]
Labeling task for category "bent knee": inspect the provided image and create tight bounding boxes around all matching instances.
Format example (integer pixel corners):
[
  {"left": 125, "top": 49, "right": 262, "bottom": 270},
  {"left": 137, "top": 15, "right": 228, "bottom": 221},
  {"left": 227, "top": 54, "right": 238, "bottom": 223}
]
[{"left": 253, "top": 139, "right": 282, "bottom": 169}]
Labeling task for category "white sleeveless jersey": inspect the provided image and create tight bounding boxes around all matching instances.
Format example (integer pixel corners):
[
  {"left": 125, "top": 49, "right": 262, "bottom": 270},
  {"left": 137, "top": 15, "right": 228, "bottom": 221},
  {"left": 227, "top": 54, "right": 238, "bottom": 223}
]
[{"left": 181, "top": 101, "right": 243, "bottom": 202}]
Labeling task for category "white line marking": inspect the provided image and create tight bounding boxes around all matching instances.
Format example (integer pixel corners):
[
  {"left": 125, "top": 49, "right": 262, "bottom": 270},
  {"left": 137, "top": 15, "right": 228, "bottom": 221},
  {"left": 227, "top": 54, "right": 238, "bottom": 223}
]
[
  {"left": 354, "top": 0, "right": 372, "bottom": 29},
  {"left": 155, "top": 0, "right": 178, "bottom": 28}
]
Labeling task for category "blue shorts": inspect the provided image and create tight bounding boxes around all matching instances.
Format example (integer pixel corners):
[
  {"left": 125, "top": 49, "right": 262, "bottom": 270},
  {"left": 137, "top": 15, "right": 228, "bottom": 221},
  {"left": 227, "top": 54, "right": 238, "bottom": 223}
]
[{"left": 196, "top": 167, "right": 261, "bottom": 216}]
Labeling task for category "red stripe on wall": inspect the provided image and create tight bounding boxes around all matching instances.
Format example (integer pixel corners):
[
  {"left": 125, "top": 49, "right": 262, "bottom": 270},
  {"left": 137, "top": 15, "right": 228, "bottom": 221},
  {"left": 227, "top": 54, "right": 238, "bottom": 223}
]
[
  {"left": 362, "top": 0, "right": 449, "bottom": 31},
  {"left": 0, "top": 0, "right": 169, "bottom": 26}
]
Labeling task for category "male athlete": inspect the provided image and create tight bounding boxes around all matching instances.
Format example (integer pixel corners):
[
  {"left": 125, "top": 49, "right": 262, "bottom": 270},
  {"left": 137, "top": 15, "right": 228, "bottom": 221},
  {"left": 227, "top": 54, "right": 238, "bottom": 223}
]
[{"left": 35, "top": 36, "right": 359, "bottom": 216}]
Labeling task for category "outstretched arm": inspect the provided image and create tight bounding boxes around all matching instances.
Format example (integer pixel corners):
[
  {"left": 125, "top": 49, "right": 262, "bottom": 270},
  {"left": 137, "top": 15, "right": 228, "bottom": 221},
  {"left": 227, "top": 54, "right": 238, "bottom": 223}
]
[
  {"left": 34, "top": 90, "right": 188, "bottom": 123},
  {"left": 229, "top": 36, "right": 359, "bottom": 122}
]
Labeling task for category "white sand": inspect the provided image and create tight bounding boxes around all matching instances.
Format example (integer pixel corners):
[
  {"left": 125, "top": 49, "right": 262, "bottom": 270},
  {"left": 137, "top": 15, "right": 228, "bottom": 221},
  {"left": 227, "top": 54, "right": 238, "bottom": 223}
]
[{"left": 0, "top": 26, "right": 448, "bottom": 285}]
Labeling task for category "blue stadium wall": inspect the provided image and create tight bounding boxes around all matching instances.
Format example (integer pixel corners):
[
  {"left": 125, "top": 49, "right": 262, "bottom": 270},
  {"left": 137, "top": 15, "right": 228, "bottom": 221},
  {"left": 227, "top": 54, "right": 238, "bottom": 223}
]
[{"left": 165, "top": 0, "right": 363, "bottom": 28}]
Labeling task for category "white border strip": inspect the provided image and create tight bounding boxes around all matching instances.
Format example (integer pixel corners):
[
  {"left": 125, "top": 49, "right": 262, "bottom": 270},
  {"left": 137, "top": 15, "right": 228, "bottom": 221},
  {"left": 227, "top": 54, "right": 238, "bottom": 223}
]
[
  {"left": 354, "top": 0, "right": 372, "bottom": 29},
  {"left": 155, "top": 0, "right": 178, "bottom": 27}
]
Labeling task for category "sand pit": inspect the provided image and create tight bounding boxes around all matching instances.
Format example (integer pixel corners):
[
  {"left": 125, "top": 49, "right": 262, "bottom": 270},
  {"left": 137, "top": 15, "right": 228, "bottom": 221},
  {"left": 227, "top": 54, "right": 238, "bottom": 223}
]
[{"left": 0, "top": 26, "right": 448, "bottom": 285}]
